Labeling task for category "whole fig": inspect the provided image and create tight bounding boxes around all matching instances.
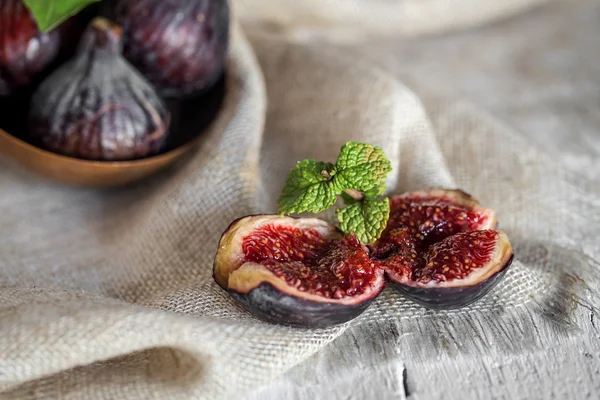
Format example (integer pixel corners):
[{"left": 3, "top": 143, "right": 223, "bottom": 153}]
[
  {"left": 28, "top": 17, "right": 171, "bottom": 161},
  {"left": 0, "top": 0, "right": 80, "bottom": 96},
  {"left": 114, "top": 0, "right": 230, "bottom": 98}
]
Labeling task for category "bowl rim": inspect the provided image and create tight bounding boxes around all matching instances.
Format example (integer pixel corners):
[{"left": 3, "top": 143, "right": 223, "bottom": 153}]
[{"left": 0, "top": 126, "right": 200, "bottom": 167}]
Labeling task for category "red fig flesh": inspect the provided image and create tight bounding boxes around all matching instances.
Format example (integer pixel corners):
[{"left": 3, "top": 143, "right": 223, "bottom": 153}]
[
  {"left": 214, "top": 215, "right": 385, "bottom": 327},
  {"left": 373, "top": 189, "right": 513, "bottom": 308},
  {"left": 371, "top": 189, "right": 497, "bottom": 258}
]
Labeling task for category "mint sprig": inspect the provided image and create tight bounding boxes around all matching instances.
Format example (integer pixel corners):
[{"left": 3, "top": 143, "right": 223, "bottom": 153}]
[
  {"left": 24, "top": 0, "right": 101, "bottom": 32},
  {"left": 278, "top": 142, "right": 392, "bottom": 245}
]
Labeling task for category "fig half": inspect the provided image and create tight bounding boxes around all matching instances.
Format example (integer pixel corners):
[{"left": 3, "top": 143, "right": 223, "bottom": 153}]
[
  {"left": 373, "top": 189, "right": 513, "bottom": 309},
  {"left": 214, "top": 215, "right": 385, "bottom": 328}
]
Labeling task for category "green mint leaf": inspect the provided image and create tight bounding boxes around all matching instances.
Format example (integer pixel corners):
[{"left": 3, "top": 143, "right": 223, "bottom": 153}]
[
  {"left": 278, "top": 160, "right": 340, "bottom": 215},
  {"left": 24, "top": 0, "right": 100, "bottom": 32},
  {"left": 363, "top": 182, "right": 387, "bottom": 197},
  {"left": 333, "top": 142, "right": 392, "bottom": 192},
  {"left": 336, "top": 197, "right": 390, "bottom": 245},
  {"left": 341, "top": 183, "right": 386, "bottom": 206}
]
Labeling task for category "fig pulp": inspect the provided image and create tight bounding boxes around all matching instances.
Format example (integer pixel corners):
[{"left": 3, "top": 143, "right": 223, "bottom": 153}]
[
  {"left": 372, "top": 189, "right": 514, "bottom": 309},
  {"left": 27, "top": 17, "right": 171, "bottom": 161},
  {"left": 114, "top": 0, "right": 230, "bottom": 98},
  {"left": 0, "top": 0, "right": 78, "bottom": 96},
  {"left": 213, "top": 215, "right": 385, "bottom": 328}
]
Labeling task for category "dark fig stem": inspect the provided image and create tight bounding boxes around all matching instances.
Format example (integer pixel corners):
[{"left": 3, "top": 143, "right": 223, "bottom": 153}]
[
  {"left": 77, "top": 17, "right": 123, "bottom": 56},
  {"left": 344, "top": 188, "right": 364, "bottom": 201}
]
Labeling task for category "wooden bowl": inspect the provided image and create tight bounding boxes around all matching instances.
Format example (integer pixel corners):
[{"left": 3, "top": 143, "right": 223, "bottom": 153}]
[
  {"left": 0, "top": 128, "right": 201, "bottom": 187},
  {"left": 0, "top": 75, "right": 226, "bottom": 188}
]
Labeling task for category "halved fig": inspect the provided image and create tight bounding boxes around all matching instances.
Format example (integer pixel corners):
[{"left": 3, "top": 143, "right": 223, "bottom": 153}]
[
  {"left": 214, "top": 215, "right": 385, "bottom": 327},
  {"left": 373, "top": 189, "right": 513, "bottom": 309}
]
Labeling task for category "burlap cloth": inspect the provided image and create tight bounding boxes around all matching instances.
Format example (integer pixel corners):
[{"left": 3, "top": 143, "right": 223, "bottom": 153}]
[{"left": 2, "top": 1, "right": 599, "bottom": 399}]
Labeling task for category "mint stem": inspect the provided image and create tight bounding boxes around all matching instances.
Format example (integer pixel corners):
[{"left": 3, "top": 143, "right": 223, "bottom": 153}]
[
  {"left": 321, "top": 170, "right": 332, "bottom": 180},
  {"left": 343, "top": 188, "right": 364, "bottom": 201}
]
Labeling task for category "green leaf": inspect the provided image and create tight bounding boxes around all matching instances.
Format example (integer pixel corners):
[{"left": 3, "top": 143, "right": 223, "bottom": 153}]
[
  {"left": 336, "top": 197, "right": 390, "bottom": 245},
  {"left": 333, "top": 142, "right": 392, "bottom": 192},
  {"left": 363, "top": 182, "right": 387, "bottom": 197},
  {"left": 24, "top": 0, "right": 100, "bottom": 32},
  {"left": 278, "top": 160, "right": 341, "bottom": 215},
  {"left": 341, "top": 182, "right": 386, "bottom": 206}
]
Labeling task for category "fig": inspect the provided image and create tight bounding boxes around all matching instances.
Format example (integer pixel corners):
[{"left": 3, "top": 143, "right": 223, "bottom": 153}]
[
  {"left": 114, "top": 0, "right": 230, "bottom": 98},
  {"left": 373, "top": 189, "right": 513, "bottom": 309},
  {"left": 213, "top": 215, "right": 386, "bottom": 328},
  {"left": 0, "top": 0, "right": 80, "bottom": 96},
  {"left": 27, "top": 17, "right": 171, "bottom": 161}
]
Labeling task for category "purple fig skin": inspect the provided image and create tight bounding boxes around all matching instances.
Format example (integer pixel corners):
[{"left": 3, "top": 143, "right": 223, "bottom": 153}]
[
  {"left": 27, "top": 18, "right": 171, "bottom": 161},
  {"left": 229, "top": 282, "right": 383, "bottom": 328},
  {"left": 391, "top": 255, "right": 513, "bottom": 309},
  {"left": 0, "top": 0, "right": 78, "bottom": 96},
  {"left": 114, "top": 0, "right": 230, "bottom": 99}
]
